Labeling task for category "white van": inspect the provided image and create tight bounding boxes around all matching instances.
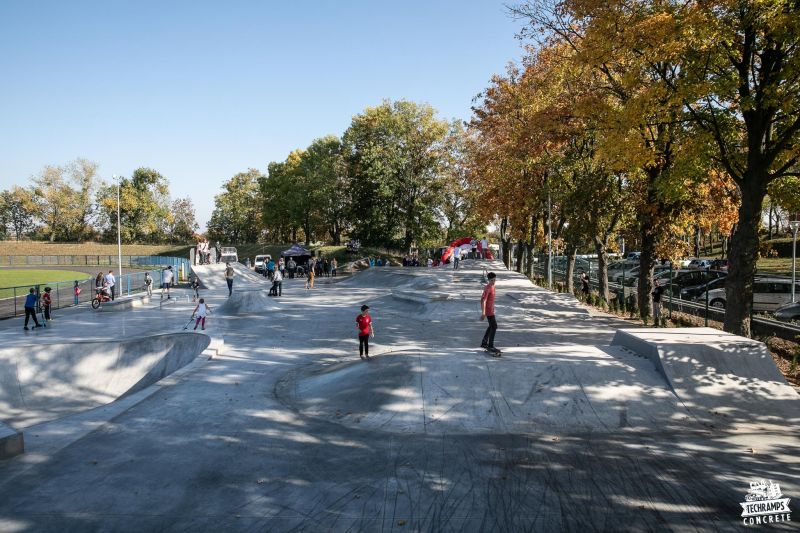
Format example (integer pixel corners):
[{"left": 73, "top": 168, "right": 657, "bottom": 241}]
[
  {"left": 254, "top": 254, "right": 272, "bottom": 273},
  {"left": 704, "top": 277, "right": 800, "bottom": 311}
]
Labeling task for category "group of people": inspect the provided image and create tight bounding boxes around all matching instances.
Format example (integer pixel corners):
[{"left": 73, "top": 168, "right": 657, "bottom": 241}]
[
  {"left": 95, "top": 270, "right": 117, "bottom": 300},
  {"left": 195, "top": 240, "right": 219, "bottom": 265},
  {"left": 22, "top": 286, "right": 53, "bottom": 330}
]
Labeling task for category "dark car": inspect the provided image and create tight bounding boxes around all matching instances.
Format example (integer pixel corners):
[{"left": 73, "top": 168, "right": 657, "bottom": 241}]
[
  {"left": 667, "top": 269, "right": 727, "bottom": 296},
  {"left": 774, "top": 302, "right": 800, "bottom": 322},
  {"left": 680, "top": 276, "right": 726, "bottom": 301},
  {"left": 709, "top": 259, "right": 730, "bottom": 271}
]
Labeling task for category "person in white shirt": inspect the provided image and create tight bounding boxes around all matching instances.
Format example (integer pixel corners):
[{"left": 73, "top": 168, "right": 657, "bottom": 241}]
[
  {"left": 481, "top": 238, "right": 489, "bottom": 259},
  {"left": 191, "top": 298, "right": 211, "bottom": 330},
  {"left": 453, "top": 248, "right": 461, "bottom": 270},
  {"left": 427, "top": 257, "right": 433, "bottom": 268},
  {"left": 105, "top": 270, "right": 116, "bottom": 300},
  {"left": 161, "top": 265, "right": 175, "bottom": 299},
  {"left": 271, "top": 268, "right": 283, "bottom": 296}
]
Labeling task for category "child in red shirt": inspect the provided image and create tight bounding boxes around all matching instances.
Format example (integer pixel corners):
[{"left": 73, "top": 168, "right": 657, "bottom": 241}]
[
  {"left": 356, "top": 305, "right": 375, "bottom": 360},
  {"left": 42, "top": 286, "right": 53, "bottom": 323}
]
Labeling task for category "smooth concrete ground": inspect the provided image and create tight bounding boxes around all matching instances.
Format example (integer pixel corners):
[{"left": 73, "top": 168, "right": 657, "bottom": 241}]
[{"left": 0, "top": 260, "right": 797, "bottom": 532}]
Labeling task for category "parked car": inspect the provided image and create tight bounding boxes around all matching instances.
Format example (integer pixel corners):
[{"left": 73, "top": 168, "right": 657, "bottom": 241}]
[
  {"left": 254, "top": 254, "right": 272, "bottom": 274},
  {"left": 667, "top": 269, "right": 726, "bottom": 296},
  {"left": 622, "top": 265, "right": 672, "bottom": 286},
  {"left": 774, "top": 302, "right": 800, "bottom": 321},
  {"left": 681, "top": 276, "right": 726, "bottom": 301},
  {"left": 687, "top": 259, "right": 713, "bottom": 270},
  {"left": 703, "top": 277, "right": 800, "bottom": 311},
  {"left": 626, "top": 252, "right": 641, "bottom": 261},
  {"left": 709, "top": 259, "right": 730, "bottom": 271},
  {"left": 220, "top": 247, "right": 239, "bottom": 263}
]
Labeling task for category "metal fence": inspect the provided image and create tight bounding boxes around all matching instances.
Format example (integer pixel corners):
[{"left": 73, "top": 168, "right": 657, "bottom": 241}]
[
  {"left": 0, "top": 256, "right": 190, "bottom": 321},
  {"left": 531, "top": 262, "right": 800, "bottom": 342},
  {"left": 0, "top": 254, "right": 189, "bottom": 270}
]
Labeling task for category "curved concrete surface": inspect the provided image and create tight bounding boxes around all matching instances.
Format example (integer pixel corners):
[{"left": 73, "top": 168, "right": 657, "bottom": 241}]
[
  {"left": 278, "top": 346, "right": 691, "bottom": 434},
  {"left": 1, "top": 259, "right": 799, "bottom": 531},
  {"left": 612, "top": 328, "right": 800, "bottom": 429},
  {"left": 215, "top": 289, "right": 281, "bottom": 315},
  {"left": 0, "top": 332, "right": 210, "bottom": 428}
]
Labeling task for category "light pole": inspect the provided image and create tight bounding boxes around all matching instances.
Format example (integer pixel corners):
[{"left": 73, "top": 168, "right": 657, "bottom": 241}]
[
  {"left": 790, "top": 217, "right": 799, "bottom": 303},
  {"left": 114, "top": 175, "right": 123, "bottom": 285}
]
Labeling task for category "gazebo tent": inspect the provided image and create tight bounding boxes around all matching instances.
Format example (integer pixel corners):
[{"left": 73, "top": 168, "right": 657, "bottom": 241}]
[{"left": 281, "top": 244, "right": 313, "bottom": 259}]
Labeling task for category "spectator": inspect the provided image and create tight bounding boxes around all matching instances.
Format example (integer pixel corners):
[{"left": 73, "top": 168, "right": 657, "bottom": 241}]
[{"left": 105, "top": 270, "right": 116, "bottom": 300}]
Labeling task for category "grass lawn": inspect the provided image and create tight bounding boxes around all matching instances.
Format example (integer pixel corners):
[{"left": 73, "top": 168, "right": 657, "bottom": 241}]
[
  {"left": 0, "top": 269, "right": 91, "bottom": 298},
  {"left": 756, "top": 257, "right": 796, "bottom": 278}
]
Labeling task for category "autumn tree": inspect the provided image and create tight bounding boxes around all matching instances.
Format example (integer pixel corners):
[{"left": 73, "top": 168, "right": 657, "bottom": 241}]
[{"left": 0, "top": 187, "right": 37, "bottom": 240}]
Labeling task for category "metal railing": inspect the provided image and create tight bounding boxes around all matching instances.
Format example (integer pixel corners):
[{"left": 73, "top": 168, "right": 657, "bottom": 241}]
[
  {"left": 0, "top": 256, "right": 190, "bottom": 320},
  {"left": 531, "top": 263, "right": 800, "bottom": 342},
  {"left": 0, "top": 254, "right": 189, "bottom": 271}
]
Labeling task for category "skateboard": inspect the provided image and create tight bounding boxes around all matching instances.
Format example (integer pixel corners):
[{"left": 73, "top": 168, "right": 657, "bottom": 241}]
[{"left": 484, "top": 347, "right": 502, "bottom": 357}]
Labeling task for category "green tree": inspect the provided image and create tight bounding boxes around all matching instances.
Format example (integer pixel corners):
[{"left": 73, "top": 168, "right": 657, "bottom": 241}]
[
  {"left": 301, "top": 135, "right": 350, "bottom": 245},
  {"left": 207, "top": 169, "right": 264, "bottom": 243},
  {"left": 342, "top": 100, "right": 450, "bottom": 248},
  {"left": 98, "top": 167, "right": 171, "bottom": 243},
  {"left": 30, "top": 159, "right": 99, "bottom": 242},
  {"left": 0, "top": 187, "right": 37, "bottom": 240},
  {"left": 165, "top": 197, "right": 199, "bottom": 242}
]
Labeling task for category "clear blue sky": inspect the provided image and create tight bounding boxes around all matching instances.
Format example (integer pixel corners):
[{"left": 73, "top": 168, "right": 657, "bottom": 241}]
[{"left": 0, "top": 0, "right": 524, "bottom": 230}]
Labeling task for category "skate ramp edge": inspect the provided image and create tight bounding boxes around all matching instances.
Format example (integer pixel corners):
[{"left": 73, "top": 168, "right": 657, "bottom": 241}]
[
  {"left": 0, "top": 332, "right": 211, "bottom": 430},
  {"left": 611, "top": 328, "right": 800, "bottom": 427},
  {"left": 0, "top": 421, "right": 23, "bottom": 459},
  {"left": 216, "top": 290, "right": 279, "bottom": 315}
]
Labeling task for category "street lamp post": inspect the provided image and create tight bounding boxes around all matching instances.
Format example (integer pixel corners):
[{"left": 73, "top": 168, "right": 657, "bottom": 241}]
[
  {"left": 790, "top": 218, "right": 800, "bottom": 303},
  {"left": 114, "top": 175, "right": 123, "bottom": 286}
]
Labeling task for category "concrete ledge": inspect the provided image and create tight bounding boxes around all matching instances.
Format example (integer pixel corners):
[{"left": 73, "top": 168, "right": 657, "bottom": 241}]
[
  {"left": 0, "top": 421, "right": 23, "bottom": 459},
  {"left": 611, "top": 328, "right": 800, "bottom": 427},
  {"left": 97, "top": 293, "right": 150, "bottom": 311}
]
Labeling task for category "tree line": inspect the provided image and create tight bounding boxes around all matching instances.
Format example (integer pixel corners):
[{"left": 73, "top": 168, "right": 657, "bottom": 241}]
[
  {"left": 1, "top": 159, "right": 198, "bottom": 244},
  {"left": 463, "top": 0, "right": 800, "bottom": 337},
  {"left": 207, "top": 100, "right": 486, "bottom": 249}
]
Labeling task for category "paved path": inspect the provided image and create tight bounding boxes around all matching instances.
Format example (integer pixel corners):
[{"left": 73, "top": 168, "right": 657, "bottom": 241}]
[{"left": 0, "top": 260, "right": 797, "bottom": 531}]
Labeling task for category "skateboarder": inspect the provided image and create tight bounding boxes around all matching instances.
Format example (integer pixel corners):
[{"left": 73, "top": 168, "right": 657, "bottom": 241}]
[
  {"left": 224, "top": 263, "right": 235, "bottom": 296},
  {"left": 161, "top": 265, "right": 175, "bottom": 299},
  {"left": 480, "top": 272, "right": 500, "bottom": 355},
  {"left": 356, "top": 304, "right": 375, "bottom": 360}
]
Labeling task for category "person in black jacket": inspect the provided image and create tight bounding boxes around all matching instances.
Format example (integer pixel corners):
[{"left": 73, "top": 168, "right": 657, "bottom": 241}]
[{"left": 651, "top": 278, "right": 664, "bottom": 327}]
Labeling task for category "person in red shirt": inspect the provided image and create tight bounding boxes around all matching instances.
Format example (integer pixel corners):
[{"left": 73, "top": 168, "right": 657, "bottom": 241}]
[
  {"left": 42, "top": 286, "right": 53, "bottom": 323},
  {"left": 356, "top": 305, "right": 375, "bottom": 360},
  {"left": 480, "top": 272, "right": 500, "bottom": 355}
]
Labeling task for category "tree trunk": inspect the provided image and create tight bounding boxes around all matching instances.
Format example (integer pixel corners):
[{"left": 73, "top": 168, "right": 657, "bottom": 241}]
[
  {"left": 693, "top": 225, "right": 701, "bottom": 258},
  {"left": 637, "top": 222, "right": 656, "bottom": 321},
  {"left": 525, "top": 215, "right": 536, "bottom": 278},
  {"left": 515, "top": 241, "right": 524, "bottom": 273},
  {"left": 592, "top": 236, "right": 610, "bottom": 302},
  {"left": 500, "top": 217, "right": 511, "bottom": 269},
  {"left": 565, "top": 243, "right": 577, "bottom": 293},
  {"left": 723, "top": 179, "right": 767, "bottom": 337}
]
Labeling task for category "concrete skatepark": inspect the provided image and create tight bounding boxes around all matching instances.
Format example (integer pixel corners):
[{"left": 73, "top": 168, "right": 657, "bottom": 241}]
[{"left": 0, "top": 259, "right": 797, "bottom": 531}]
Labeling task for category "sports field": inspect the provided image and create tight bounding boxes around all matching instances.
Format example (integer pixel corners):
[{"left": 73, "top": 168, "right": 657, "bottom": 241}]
[{"left": 0, "top": 269, "right": 90, "bottom": 298}]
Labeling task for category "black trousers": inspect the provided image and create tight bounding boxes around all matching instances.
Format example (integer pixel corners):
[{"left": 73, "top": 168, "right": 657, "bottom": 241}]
[
  {"left": 226, "top": 279, "right": 233, "bottom": 295},
  {"left": 359, "top": 334, "right": 369, "bottom": 356},
  {"left": 24, "top": 307, "right": 39, "bottom": 327},
  {"left": 44, "top": 304, "right": 51, "bottom": 320},
  {"left": 482, "top": 315, "right": 498, "bottom": 348},
  {"left": 110, "top": 285, "right": 116, "bottom": 300}
]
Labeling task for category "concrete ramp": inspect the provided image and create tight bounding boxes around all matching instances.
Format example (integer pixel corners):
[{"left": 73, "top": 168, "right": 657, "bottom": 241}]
[
  {"left": 215, "top": 289, "right": 280, "bottom": 315},
  {"left": 191, "top": 263, "right": 268, "bottom": 293},
  {"left": 0, "top": 332, "right": 210, "bottom": 429},
  {"left": 278, "top": 347, "right": 692, "bottom": 435},
  {"left": 612, "top": 328, "right": 800, "bottom": 429}
]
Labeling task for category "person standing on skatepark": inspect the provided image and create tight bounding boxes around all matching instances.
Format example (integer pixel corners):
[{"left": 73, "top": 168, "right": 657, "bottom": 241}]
[
  {"left": 224, "top": 263, "right": 235, "bottom": 296},
  {"left": 356, "top": 305, "right": 375, "bottom": 360},
  {"left": 191, "top": 298, "right": 211, "bottom": 330},
  {"left": 480, "top": 272, "right": 500, "bottom": 356},
  {"left": 42, "top": 286, "right": 52, "bottom": 323},
  {"left": 23, "top": 288, "right": 41, "bottom": 330},
  {"left": 651, "top": 277, "right": 664, "bottom": 327}
]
